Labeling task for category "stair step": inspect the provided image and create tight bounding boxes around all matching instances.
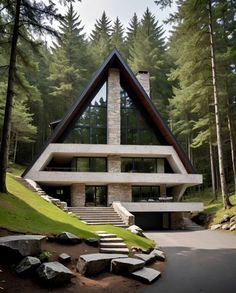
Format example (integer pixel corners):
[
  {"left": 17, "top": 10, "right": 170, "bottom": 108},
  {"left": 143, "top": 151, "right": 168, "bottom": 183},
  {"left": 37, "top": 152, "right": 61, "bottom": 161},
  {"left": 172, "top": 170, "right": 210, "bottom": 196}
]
[
  {"left": 87, "top": 222, "right": 125, "bottom": 225},
  {"left": 96, "top": 233, "right": 117, "bottom": 238},
  {"left": 100, "top": 248, "right": 129, "bottom": 254},
  {"left": 100, "top": 242, "right": 127, "bottom": 248},
  {"left": 85, "top": 219, "right": 123, "bottom": 223},
  {"left": 100, "top": 237, "right": 124, "bottom": 242}
]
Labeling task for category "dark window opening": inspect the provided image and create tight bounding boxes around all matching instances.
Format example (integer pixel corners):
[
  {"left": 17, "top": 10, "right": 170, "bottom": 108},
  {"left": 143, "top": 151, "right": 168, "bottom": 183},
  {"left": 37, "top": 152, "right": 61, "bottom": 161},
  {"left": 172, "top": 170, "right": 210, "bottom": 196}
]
[
  {"left": 63, "top": 81, "right": 107, "bottom": 144},
  {"left": 120, "top": 86, "right": 160, "bottom": 145},
  {"left": 85, "top": 186, "right": 107, "bottom": 206},
  {"left": 132, "top": 186, "right": 160, "bottom": 202},
  {"left": 73, "top": 157, "right": 107, "bottom": 172}
]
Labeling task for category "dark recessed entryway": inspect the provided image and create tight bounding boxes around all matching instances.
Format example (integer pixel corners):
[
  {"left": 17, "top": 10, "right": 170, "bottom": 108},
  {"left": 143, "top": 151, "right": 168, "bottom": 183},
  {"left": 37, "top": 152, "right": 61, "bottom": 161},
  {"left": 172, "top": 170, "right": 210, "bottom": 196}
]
[
  {"left": 85, "top": 186, "right": 107, "bottom": 206},
  {"left": 133, "top": 212, "right": 171, "bottom": 230}
]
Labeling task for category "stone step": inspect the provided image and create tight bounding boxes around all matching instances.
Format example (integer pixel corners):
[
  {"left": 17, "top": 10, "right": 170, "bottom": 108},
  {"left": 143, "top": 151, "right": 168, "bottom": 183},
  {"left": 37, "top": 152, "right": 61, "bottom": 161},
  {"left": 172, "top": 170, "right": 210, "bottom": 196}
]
[
  {"left": 100, "top": 242, "right": 127, "bottom": 248},
  {"left": 87, "top": 222, "right": 125, "bottom": 226},
  {"left": 96, "top": 233, "right": 117, "bottom": 238},
  {"left": 100, "top": 247, "right": 129, "bottom": 254},
  {"left": 85, "top": 219, "right": 124, "bottom": 223},
  {"left": 100, "top": 237, "right": 124, "bottom": 243}
]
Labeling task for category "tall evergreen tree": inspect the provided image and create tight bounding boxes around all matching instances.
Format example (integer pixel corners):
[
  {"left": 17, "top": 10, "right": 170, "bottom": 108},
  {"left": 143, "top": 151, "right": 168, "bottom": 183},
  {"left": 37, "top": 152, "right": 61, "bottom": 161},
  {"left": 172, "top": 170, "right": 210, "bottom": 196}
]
[
  {"left": 128, "top": 8, "right": 172, "bottom": 118},
  {"left": 110, "top": 17, "right": 126, "bottom": 57},
  {"left": 126, "top": 13, "right": 139, "bottom": 58},
  {"left": 0, "top": 0, "right": 61, "bottom": 193},
  {"left": 48, "top": 3, "right": 89, "bottom": 120},
  {"left": 89, "top": 11, "right": 112, "bottom": 67}
]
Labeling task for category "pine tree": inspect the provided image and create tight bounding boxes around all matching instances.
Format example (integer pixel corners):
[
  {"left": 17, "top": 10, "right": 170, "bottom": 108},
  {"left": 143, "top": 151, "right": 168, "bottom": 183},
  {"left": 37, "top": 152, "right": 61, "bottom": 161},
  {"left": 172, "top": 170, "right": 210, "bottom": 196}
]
[
  {"left": 89, "top": 11, "right": 112, "bottom": 67},
  {"left": 0, "top": 0, "right": 61, "bottom": 193},
  {"left": 110, "top": 17, "right": 126, "bottom": 57},
  {"left": 128, "top": 8, "right": 172, "bottom": 119},
  {"left": 126, "top": 13, "right": 139, "bottom": 58},
  {"left": 48, "top": 3, "right": 89, "bottom": 120}
]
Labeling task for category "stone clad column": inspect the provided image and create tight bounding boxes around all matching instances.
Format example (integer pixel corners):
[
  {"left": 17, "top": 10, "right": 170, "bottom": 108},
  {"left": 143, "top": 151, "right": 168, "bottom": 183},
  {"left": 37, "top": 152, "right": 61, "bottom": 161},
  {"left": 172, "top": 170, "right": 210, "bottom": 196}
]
[
  {"left": 136, "top": 71, "right": 150, "bottom": 97},
  {"left": 70, "top": 184, "right": 85, "bottom": 207},
  {"left": 107, "top": 68, "right": 120, "bottom": 145}
]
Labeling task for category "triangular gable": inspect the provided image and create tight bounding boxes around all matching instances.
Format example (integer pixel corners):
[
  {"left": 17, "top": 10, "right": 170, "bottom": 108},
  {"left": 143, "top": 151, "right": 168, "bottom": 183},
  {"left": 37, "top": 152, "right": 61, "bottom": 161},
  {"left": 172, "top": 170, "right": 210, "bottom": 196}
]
[{"left": 23, "top": 48, "right": 194, "bottom": 176}]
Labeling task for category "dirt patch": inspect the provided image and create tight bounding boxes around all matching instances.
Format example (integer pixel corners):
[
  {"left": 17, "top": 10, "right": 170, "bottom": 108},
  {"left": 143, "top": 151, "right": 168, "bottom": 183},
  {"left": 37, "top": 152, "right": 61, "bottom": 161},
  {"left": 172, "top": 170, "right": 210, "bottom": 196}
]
[{"left": 0, "top": 230, "right": 165, "bottom": 292}]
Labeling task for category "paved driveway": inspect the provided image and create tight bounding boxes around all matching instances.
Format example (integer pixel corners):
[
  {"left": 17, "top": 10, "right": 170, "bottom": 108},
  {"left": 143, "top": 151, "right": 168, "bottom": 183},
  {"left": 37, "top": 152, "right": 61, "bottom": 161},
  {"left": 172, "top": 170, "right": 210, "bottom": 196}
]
[{"left": 141, "top": 227, "right": 236, "bottom": 293}]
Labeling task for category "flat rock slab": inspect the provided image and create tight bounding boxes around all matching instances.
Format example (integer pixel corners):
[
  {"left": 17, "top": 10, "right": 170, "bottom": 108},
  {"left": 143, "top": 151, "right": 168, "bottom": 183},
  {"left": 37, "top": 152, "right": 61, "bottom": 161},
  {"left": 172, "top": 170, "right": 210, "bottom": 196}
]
[
  {"left": 111, "top": 257, "right": 145, "bottom": 274},
  {"left": 15, "top": 256, "right": 41, "bottom": 274},
  {"left": 77, "top": 253, "right": 127, "bottom": 276},
  {"left": 0, "top": 235, "right": 46, "bottom": 260},
  {"left": 36, "top": 261, "right": 74, "bottom": 285},
  {"left": 135, "top": 253, "right": 157, "bottom": 265},
  {"left": 55, "top": 232, "right": 82, "bottom": 244},
  {"left": 131, "top": 267, "right": 161, "bottom": 283}
]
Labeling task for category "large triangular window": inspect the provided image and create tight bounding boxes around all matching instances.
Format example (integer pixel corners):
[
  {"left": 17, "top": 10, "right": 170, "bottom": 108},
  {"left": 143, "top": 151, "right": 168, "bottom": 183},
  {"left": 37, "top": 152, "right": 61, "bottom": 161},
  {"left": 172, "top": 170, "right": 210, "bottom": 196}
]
[
  {"left": 63, "top": 82, "right": 107, "bottom": 144},
  {"left": 121, "top": 87, "right": 160, "bottom": 145}
]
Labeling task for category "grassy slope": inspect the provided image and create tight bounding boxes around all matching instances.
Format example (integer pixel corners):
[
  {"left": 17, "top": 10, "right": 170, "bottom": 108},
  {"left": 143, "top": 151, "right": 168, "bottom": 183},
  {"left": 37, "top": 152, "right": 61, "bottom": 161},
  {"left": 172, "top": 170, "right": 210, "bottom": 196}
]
[
  {"left": 0, "top": 174, "right": 154, "bottom": 250},
  {"left": 184, "top": 189, "right": 236, "bottom": 234}
]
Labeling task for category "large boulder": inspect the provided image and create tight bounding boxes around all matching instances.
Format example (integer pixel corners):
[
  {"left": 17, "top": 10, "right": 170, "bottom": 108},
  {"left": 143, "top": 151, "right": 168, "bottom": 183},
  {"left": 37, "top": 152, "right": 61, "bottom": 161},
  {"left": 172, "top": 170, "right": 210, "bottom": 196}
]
[
  {"left": 36, "top": 262, "right": 74, "bottom": 285},
  {"left": 77, "top": 253, "right": 127, "bottom": 276},
  {"left": 55, "top": 232, "right": 82, "bottom": 244},
  {"left": 111, "top": 257, "right": 144, "bottom": 274},
  {"left": 0, "top": 235, "right": 46, "bottom": 262},
  {"left": 131, "top": 267, "right": 161, "bottom": 283},
  {"left": 230, "top": 224, "right": 236, "bottom": 231},
  {"left": 221, "top": 223, "right": 230, "bottom": 230},
  {"left": 15, "top": 256, "right": 41, "bottom": 275}
]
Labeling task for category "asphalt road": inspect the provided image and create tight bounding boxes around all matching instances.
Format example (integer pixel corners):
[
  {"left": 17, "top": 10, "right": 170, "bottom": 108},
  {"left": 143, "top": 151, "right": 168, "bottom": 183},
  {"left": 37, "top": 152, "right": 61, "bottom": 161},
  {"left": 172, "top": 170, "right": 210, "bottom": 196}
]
[{"left": 141, "top": 226, "right": 236, "bottom": 293}]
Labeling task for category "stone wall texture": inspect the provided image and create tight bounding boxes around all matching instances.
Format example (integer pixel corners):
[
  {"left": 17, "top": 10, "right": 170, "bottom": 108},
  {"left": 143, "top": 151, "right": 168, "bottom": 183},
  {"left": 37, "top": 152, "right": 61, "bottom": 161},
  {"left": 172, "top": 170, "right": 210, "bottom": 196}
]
[
  {"left": 70, "top": 184, "right": 85, "bottom": 207},
  {"left": 136, "top": 71, "right": 150, "bottom": 97},
  {"left": 107, "top": 68, "right": 120, "bottom": 145},
  {"left": 108, "top": 184, "right": 132, "bottom": 205},
  {"left": 171, "top": 212, "right": 184, "bottom": 229},
  {"left": 108, "top": 155, "right": 121, "bottom": 173}
]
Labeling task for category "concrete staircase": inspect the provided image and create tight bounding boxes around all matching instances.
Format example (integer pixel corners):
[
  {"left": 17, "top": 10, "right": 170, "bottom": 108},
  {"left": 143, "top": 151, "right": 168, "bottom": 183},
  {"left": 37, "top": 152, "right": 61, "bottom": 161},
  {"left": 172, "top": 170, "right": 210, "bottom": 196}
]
[
  {"left": 183, "top": 217, "right": 203, "bottom": 231},
  {"left": 96, "top": 231, "right": 129, "bottom": 254},
  {"left": 68, "top": 206, "right": 127, "bottom": 227}
]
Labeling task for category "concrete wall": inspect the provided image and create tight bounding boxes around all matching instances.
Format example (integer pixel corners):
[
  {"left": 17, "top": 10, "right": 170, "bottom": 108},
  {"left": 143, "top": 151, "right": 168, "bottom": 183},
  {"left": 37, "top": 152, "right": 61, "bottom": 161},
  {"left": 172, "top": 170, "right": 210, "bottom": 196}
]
[{"left": 70, "top": 184, "right": 85, "bottom": 206}]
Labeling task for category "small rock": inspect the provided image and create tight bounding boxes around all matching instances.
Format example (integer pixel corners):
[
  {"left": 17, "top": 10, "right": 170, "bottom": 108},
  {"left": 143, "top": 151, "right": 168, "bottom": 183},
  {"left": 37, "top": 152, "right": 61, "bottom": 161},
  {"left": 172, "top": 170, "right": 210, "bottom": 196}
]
[
  {"left": 111, "top": 257, "right": 145, "bottom": 274},
  {"left": 220, "top": 214, "right": 230, "bottom": 224},
  {"left": 230, "top": 215, "right": 236, "bottom": 224},
  {"left": 230, "top": 224, "right": 236, "bottom": 231},
  {"left": 131, "top": 267, "right": 161, "bottom": 283},
  {"left": 211, "top": 224, "right": 222, "bottom": 231},
  {"left": 127, "top": 225, "right": 143, "bottom": 232},
  {"left": 221, "top": 223, "right": 230, "bottom": 230},
  {"left": 85, "top": 238, "right": 99, "bottom": 247},
  {"left": 151, "top": 249, "right": 166, "bottom": 262},
  {"left": 59, "top": 253, "right": 71, "bottom": 263},
  {"left": 36, "top": 261, "right": 74, "bottom": 285},
  {"left": 55, "top": 232, "right": 82, "bottom": 244},
  {"left": 15, "top": 256, "right": 41, "bottom": 274}
]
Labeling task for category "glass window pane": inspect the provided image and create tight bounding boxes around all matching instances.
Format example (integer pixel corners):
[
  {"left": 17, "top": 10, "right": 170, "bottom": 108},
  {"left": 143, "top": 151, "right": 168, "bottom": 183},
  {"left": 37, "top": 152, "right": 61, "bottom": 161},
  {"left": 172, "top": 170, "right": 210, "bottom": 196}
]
[
  {"left": 91, "top": 158, "right": 106, "bottom": 172},
  {"left": 132, "top": 187, "right": 140, "bottom": 202},
  {"left": 121, "top": 158, "right": 133, "bottom": 172},
  {"left": 77, "top": 158, "right": 89, "bottom": 172}
]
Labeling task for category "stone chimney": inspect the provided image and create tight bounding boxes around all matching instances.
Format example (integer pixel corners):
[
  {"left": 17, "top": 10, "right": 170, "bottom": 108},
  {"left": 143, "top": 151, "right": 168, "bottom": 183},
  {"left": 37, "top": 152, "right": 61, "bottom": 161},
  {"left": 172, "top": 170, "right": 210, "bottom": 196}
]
[{"left": 136, "top": 70, "right": 150, "bottom": 97}]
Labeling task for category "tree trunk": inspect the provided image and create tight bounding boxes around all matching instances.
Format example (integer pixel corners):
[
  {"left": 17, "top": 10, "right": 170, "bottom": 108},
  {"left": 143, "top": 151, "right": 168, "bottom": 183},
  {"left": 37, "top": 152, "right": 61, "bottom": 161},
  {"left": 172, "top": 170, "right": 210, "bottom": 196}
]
[
  {"left": 209, "top": 140, "right": 217, "bottom": 199},
  {"left": 207, "top": 0, "right": 232, "bottom": 208},
  {"left": 13, "top": 132, "right": 18, "bottom": 163},
  {"left": 0, "top": 0, "right": 21, "bottom": 193}
]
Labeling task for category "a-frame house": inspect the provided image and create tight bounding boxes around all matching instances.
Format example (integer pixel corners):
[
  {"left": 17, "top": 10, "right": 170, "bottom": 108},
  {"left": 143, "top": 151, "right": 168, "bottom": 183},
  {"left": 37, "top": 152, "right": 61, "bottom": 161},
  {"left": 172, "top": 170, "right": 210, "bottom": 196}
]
[{"left": 23, "top": 49, "right": 202, "bottom": 229}]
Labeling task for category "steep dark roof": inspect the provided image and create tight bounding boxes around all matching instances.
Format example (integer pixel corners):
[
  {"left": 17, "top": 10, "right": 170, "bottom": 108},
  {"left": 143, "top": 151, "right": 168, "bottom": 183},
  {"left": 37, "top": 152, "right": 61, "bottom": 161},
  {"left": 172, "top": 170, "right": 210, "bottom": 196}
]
[{"left": 23, "top": 48, "right": 194, "bottom": 176}]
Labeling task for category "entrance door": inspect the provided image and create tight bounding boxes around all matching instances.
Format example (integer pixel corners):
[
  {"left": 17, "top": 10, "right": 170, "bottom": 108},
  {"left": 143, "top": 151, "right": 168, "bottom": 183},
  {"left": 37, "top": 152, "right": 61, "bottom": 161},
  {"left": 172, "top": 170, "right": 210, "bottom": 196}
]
[{"left": 85, "top": 186, "right": 107, "bottom": 206}]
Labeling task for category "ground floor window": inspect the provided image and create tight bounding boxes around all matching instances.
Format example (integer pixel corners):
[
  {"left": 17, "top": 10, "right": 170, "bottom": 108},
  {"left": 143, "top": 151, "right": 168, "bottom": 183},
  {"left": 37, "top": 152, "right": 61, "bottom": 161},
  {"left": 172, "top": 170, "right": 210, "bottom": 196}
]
[
  {"left": 85, "top": 186, "right": 107, "bottom": 206},
  {"left": 132, "top": 186, "right": 160, "bottom": 202}
]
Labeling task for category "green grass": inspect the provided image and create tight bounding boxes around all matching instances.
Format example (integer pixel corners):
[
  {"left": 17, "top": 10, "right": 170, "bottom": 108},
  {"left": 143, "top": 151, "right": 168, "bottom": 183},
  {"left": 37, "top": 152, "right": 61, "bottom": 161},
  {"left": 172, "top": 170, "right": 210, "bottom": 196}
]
[
  {"left": 0, "top": 174, "right": 154, "bottom": 250},
  {"left": 184, "top": 188, "right": 236, "bottom": 233}
]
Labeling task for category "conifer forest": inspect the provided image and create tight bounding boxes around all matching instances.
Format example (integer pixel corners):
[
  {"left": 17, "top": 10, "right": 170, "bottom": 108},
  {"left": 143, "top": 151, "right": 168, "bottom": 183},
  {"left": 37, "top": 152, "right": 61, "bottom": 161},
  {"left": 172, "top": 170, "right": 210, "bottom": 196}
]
[{"left": 0, "top": 0, "right": 235, "bottom": 208}]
